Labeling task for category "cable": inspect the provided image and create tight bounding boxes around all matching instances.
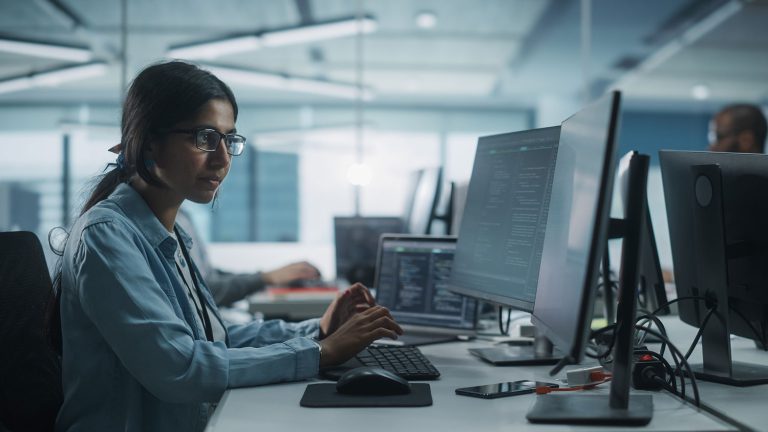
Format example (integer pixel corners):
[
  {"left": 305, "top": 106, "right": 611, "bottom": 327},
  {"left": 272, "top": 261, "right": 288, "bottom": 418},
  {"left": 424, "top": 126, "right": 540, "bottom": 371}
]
[
  {"left": 635, "top": 325, "right": 700, "bottom": 407},
  {"left": 651, "top": 295, "right": 765, "bottom": 345},
  {"left": 497, "top": 307, "right": 512, "bottom": 335},
  {"left": 535, "top": 377, "right": 612, "bottom": 395},
  {"left": 682, "top": 307, "right": 717, "bottom": 361},
  {"left": 645, "top": 351, "right": 677, "bottom": 392}
]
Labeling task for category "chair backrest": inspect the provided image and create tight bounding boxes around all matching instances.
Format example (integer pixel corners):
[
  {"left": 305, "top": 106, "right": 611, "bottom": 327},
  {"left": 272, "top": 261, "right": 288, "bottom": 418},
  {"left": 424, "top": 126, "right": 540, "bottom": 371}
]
[{"left": 0, "top": 231, "right": 62, "bottom": 431}]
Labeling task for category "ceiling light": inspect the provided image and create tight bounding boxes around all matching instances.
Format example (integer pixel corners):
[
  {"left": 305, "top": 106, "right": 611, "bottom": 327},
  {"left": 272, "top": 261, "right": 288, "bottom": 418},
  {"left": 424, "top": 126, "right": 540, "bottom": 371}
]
[
  {"left": 0, "top": 62, "right": 108, "bottom": 95},
  {"left": 415, "top": 11, "right": 438, "bottom": 29},
  {"left": 166, "top": 16, "right": 377, "bottom": 60},
  {"left": 261, "top": 16, "right": 377, "bottom": 47},
  {"left": 0, "top": 38, "right": 92, "bottom": 62},
  {"left": 347, "top": 163, "right": 373, "bottom": 186},
  {"left": 288, "top": 77, "right": 373, "bottom": 100},
  {"left": 205, "top": 65, "right": 374, "bottom": 100},
  {"left": 167, "top": 35, "right": 261, "bottom": 60},
  {"left": 691, "top": 84, "right": 710, "bottom": 100},
  {"left": 0, "top": 77, "right": 33, "bottom": 95}
]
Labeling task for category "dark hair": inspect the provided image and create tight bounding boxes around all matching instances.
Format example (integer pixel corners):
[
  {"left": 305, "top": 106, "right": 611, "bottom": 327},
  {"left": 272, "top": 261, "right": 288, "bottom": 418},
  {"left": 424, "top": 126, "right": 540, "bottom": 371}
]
[
  {"left": 82, "top": 60, "right": 239, "bottom": 213},
  {"left": 720, "top": 103, "right": 768, "bottom": 153},
  {"left": 47, "top": 61, "right": 238, "bottom": 353}
]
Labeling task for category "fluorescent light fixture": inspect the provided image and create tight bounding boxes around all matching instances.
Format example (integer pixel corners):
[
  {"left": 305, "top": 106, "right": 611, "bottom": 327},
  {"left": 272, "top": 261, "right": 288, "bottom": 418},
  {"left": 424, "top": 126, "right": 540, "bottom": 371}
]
[
  {"left": 0, "top": 38, "right": 92, "bottom": 62},
  {"left": 0, "top": 62, "right": 108, "bottom": 95},
  {"left": 205, "top": 66, "right": 288, "bottom": 88},
  {"left": 261, "top": 16, "right": 377, "bottom": 47},
  {"left": 168, "top": 35, "right": 261, "bottom": 60},
  {"left": 205, "top": 65, "right": 374, "bottom": 100},
  {"left": 288, "top": 77, "right": 373, "bottom": 100},
  {"left": 347, "top": 163, "right": 373, "bottom": 186},
  {"left": 167, "top": 16, "right": 377, "bottom": 59},
  {"left": 612, "top": 0, "right": 742, "bottom": 91}
]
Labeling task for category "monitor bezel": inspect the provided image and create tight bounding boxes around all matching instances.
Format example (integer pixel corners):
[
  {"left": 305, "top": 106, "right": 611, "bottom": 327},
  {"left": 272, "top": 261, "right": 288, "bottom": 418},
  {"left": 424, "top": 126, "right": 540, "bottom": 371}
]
[{"left": 530, "top": 91, "right": 622, "bottom": 364}]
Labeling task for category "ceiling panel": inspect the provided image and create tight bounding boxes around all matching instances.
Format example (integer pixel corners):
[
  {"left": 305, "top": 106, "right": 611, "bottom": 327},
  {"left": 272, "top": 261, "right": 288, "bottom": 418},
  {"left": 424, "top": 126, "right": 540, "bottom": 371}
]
[
  {"left": 621, "top": 1, "right": 768, "bottom": 104},
  {"left": 0, "top": 0, "right": 765, "bottom": 107}
]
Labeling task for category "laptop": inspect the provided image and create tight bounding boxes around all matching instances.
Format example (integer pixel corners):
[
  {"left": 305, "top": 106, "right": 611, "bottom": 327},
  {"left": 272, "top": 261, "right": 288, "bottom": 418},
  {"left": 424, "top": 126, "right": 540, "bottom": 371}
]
[{"left": 372, "top": 235, "right": 478, "bottom": 346}]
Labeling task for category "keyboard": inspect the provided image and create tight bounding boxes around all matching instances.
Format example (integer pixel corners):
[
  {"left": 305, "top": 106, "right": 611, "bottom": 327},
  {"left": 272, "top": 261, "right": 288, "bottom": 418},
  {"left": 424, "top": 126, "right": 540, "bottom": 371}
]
[{"left": 321, "top": 345, "right": 441, "bottom": 381}]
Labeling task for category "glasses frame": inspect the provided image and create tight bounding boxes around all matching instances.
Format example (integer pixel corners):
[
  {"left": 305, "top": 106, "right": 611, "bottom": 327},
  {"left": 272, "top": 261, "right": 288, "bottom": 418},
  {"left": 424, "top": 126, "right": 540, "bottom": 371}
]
[{"left": 162, "top": 128, "right": 246, "bottom": 156}]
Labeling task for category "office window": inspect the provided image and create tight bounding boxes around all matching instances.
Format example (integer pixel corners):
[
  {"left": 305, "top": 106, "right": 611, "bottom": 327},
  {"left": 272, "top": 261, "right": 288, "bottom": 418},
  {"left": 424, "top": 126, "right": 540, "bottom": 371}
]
[
  {"left": 297, "top": 129, "right": 441, "bottom": 244},
  {"left": 205, "top": 149, "right": 299, "bottom": 242},
  {"left": 69, "top": 129, "right": 121, "bottom": 218},
  {"left": 256, "top": 151, "right": 299, "bottom": 242}
]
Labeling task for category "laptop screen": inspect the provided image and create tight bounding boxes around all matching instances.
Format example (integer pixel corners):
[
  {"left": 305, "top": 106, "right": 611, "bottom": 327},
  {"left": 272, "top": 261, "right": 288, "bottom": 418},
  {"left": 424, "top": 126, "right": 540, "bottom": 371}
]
[{"left": 374, "top": 236, "right": 477, "bottom": 331}]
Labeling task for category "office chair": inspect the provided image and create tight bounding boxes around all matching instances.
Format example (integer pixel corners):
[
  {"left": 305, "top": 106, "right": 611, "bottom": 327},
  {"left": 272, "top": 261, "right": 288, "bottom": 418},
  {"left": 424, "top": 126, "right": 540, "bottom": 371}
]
[{"left": 0, "top": 232, "right": 63, "bottom": 431}]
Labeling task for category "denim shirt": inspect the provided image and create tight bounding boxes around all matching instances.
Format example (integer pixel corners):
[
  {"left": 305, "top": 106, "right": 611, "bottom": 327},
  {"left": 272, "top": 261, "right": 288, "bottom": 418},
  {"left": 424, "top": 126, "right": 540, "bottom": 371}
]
[{"left": 56, "top": 183, "right": 321, "bottom": 432}]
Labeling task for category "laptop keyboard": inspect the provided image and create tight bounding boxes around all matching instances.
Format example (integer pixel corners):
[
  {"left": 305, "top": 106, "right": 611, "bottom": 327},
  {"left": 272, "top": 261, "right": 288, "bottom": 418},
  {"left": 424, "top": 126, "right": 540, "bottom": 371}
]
[{"left": 355, "top": 345, "right": 440, "bottom": 380}]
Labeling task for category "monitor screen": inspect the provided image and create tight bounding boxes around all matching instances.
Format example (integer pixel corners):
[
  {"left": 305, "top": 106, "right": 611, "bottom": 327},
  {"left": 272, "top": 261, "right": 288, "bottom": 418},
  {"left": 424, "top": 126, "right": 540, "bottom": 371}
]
[
  {"left": 334, "top": 216, "right": 405, "bottom": 286},
  {"left": 531, "top": 91, "right": 621, "bottom": 364},
  {"left": 403, "top": 167, "right": 443, "bottom": 235},
  {"left": 448, "top": 126, "right": 560, "bottom": 311},
  {"left": 375, "top": 236, "right": 477, "bottom": 331}
]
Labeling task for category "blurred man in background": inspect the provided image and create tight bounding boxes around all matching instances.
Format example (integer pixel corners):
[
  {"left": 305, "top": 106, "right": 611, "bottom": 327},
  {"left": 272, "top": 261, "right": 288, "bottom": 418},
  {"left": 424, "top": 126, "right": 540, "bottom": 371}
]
[
  {"left": 708, "top": 103, "right": 767, "bottom": 154},
  {"left": 176, "top": 210, "right": 321, "bottom": 307}
]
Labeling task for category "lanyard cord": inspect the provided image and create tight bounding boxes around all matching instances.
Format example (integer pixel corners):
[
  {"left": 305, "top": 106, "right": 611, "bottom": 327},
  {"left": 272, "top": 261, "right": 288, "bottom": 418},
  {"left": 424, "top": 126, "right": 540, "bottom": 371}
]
[{"left": 174, "top": 227, "right": 215, "bottom": 342}]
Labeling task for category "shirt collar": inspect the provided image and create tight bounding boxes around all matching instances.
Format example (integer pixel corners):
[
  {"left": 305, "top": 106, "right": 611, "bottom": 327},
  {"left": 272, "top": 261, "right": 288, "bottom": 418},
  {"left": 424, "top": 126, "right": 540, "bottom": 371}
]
[
  {"left": 108, "top": 183, "right": 181, "bottom": 257},
  {"left": 174, "top": 222, "right": 195, "bottom": 251}
]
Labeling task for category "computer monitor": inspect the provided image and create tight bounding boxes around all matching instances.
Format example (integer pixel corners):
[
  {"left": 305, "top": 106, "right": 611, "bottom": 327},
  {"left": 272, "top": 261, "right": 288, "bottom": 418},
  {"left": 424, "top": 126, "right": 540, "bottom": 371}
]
[
  {"left": 526, "top": 91, "right": 654, "bottom": 425},
  {"left": 373, "top": 235, "right": 477, "bottom": 345},
  {"left": 659, "top": 150, "right": 768, "bottom": 386},
  {"left": 403, "top": 167, "right": 444, "bottom": 235},
  {"left": 448, "top": 125, "right": 562, "bottom": 365},
  {"left": 449, "top": 181, "right": 469, "bottom": 236},
  {"left": 613, "top": 151, "right": 669, "bottom": 317},
  {"left": 334, "top": 216, "right": 405, "bottom": 287}
]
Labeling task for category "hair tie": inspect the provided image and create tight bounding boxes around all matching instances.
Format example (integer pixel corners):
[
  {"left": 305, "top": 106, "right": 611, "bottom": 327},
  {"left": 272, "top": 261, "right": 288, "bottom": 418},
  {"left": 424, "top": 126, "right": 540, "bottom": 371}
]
[{"left": 116, "top": 152, "right": 126, "bottom": 171}]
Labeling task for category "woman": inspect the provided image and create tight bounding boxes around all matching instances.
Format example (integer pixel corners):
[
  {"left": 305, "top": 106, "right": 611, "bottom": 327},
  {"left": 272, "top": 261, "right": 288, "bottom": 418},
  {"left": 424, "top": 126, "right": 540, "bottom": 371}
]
[{"left": 54, "top": 61, "right": 402, "bottom": 431}]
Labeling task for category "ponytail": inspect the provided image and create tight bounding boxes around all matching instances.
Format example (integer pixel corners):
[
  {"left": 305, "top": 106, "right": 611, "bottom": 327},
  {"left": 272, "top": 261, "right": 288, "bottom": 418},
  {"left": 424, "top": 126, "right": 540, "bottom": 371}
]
[{"left": 45, "top": 60, "right": 238, "bottom": 355}]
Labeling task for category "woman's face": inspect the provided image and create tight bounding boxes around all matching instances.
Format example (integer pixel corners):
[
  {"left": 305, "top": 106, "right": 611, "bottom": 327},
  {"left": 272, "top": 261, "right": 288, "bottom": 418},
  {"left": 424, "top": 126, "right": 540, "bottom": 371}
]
[{"left": 151, "top": 98, "right": 235, "bottom": 204}]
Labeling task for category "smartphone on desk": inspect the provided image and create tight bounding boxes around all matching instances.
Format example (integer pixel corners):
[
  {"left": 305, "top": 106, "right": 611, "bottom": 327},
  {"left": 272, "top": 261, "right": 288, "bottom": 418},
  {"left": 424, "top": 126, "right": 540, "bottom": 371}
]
[{"left": 455, "top": 380, "right": 558, "bottom": 399}]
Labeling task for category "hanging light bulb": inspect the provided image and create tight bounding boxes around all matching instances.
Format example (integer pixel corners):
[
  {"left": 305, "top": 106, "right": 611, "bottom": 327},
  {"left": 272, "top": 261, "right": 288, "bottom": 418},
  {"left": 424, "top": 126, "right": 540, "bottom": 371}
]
[{"left": 347, "top": 162, "right": 373, "bottom": 186}]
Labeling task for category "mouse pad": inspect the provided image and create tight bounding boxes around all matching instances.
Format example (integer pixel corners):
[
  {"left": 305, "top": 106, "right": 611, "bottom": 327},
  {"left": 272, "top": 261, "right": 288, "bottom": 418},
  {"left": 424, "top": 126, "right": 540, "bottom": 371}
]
[{"left": 300, "top": 383, "right": 432, "bottom": 407}]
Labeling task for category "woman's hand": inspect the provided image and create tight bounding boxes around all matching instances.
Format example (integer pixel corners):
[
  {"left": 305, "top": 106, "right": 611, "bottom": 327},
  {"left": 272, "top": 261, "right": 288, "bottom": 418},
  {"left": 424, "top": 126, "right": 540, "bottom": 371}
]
[
  {"left": 319, "top": 283, "right": 375, "bottom": 338},
  {"left": 318, "top": 306, "right": 403, "bottom": 367}
]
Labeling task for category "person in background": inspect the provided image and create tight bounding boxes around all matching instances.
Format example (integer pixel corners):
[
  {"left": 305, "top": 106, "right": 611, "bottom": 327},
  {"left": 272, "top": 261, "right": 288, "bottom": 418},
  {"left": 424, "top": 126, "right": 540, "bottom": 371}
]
[
  {"left": 708, "top": 103, "right": 767, "bottom": 154},
  {"left": 52, "top": 60, "right": 402, "bottom": 432},
  {"left": 175, "top": 209, "right": 320, "bottom": 307}
]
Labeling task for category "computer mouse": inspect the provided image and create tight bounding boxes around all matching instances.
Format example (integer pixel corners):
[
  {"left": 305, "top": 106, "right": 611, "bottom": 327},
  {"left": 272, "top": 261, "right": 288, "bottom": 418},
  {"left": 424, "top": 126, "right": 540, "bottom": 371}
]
[{"left": 335, "top": 367, "right": 412, "bottom": 395}]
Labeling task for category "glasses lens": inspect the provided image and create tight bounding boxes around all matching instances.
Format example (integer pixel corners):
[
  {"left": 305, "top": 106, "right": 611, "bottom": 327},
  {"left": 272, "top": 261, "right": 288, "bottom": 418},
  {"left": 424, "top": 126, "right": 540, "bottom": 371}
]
[
  {"left": 226, "top": 135, "right": 246, "bottom": 156},
  {"left": 196, "top": 129, "right": 222, "bottom": 151}
]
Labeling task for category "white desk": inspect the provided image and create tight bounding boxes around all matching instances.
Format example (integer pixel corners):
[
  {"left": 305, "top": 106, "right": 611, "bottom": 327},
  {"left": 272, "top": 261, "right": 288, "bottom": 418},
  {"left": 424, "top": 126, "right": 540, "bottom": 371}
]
[
  {"left": 652, "top": 316, "right": 768, "bottom": 432},
  {"left": 247, "top": 293, "right": 333, "bottom": 320},
  {"left": 206, "top": 320, "right": 749, "bottom": 432}
]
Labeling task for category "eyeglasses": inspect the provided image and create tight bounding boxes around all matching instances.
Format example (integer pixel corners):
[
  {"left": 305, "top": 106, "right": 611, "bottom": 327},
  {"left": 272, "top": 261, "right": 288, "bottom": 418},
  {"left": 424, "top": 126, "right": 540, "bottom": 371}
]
[
  {"left": 162, "top": 128, "right": 246, "bottom": 156},
  {"left": 708, "top": 129, "right": 736, "bottom": 143}
]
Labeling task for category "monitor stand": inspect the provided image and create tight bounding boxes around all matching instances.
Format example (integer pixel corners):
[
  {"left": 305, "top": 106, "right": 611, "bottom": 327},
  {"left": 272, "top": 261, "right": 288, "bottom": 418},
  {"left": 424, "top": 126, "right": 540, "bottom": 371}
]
[
  {"left": 469, "top": 332, "right": 561, "bottom": 366},
  {"left": 527, "top": 152, "right": 654, "bottom": 426},
  {"left": 686, "top": 164, "right": 768, "bottom": 386}
]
